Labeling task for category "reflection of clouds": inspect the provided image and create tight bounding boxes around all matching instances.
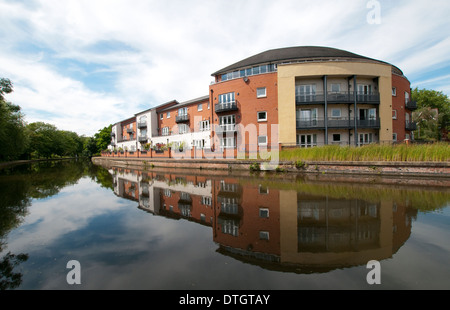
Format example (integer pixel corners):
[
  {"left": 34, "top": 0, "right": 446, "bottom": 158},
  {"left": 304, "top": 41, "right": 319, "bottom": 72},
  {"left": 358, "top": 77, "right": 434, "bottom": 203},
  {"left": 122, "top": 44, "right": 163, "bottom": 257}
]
[{"left": 7, "top": 177, "right": 126, "bottom": 254}]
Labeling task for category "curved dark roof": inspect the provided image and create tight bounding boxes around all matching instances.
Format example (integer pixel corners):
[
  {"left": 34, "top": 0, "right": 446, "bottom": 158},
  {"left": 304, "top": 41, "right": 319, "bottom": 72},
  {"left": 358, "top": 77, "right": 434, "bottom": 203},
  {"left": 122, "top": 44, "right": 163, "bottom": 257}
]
[{"left": 212, "top": 46, "right": 398, "bottom": 76}]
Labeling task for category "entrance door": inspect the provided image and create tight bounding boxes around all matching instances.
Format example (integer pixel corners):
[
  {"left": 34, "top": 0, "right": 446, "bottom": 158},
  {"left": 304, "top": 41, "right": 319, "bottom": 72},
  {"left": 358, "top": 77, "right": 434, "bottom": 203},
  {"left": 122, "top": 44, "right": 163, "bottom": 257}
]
[
  {"left": 297, "top": 134, "right": 317, "bottom": 148},
  {"left": 359, "top": 133, "right": 373, "bottom": 146},
  {"left": 357, "top": 84, "right": 372, "bottom": 102}
]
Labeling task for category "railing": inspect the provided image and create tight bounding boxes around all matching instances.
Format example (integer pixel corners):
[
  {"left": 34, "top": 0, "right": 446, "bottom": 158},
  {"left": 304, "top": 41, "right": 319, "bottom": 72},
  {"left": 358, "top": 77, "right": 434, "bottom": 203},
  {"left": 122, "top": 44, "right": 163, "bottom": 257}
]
[
  {"left": 296, "top": 118, "right": 380, "bottom": 129},
  {"left": 137, "top": 122, "right": 147, "bottom": 128},
  {"left": 405, "top": 100, "right": 418, "bottom": 110},
  {"left": 138, "top": 135, "right": 148, "bottom": 142},
  {"left": 215, "top": 101, "right": 238, "bottom": 113},
  {"left": 296, "top": 91, "right": 380, "bottom": 104},
  {"left": 405, "top": 121, "right": 417, "bottom": 131},
  {"left": 215, "top": 124, "right": 237, "bottom": 133},
  {"left": 357, "top": 119, "right": 380, "bottom": 128},
  {"left": 176, "top": 114, "right": 189, "bottom": 123},
  {"left": 126, "top": 128, "right": 134, "bottom": 134}
]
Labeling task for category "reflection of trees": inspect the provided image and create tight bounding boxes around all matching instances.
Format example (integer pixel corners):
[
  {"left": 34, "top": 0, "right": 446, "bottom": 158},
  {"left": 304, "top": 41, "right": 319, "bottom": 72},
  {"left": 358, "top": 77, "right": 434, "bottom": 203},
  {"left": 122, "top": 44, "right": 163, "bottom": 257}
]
[
  {"left": 0, "top": 159, "right": 96, "bottom": 289},
  {"left": 0, "top": 252, "right": 28, "bottom": 290}
]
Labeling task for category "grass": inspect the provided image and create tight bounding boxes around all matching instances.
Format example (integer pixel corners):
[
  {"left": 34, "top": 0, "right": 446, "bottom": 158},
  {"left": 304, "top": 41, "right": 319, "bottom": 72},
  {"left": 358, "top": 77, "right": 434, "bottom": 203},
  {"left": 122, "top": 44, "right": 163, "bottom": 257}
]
[{"left": 279, "top": 142, "right": 450, "bottom": 162}]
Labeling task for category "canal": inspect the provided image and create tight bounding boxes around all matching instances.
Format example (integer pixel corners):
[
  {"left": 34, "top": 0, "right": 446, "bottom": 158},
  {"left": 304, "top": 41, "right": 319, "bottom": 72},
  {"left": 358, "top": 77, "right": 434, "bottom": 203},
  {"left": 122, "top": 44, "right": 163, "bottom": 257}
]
[{"left": 0, "top": 159, "right": 449, "bottom": 290}]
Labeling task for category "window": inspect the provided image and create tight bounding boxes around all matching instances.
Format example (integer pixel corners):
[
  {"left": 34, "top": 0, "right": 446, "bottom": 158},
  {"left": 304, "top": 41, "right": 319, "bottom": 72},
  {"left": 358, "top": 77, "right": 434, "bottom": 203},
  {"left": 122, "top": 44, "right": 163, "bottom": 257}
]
[
  {"left": 257, "top": 111, "right": 267, "bottom": 122},
  {"left": 259, "top": 231, "right": 270, "bottom": 240},
  {"left": 207, "top": 103, "right": 210, "bottom": 109},
  {"left": 392, "top": 110, "right": 397, "bottom": 119},
  {"left": 178, "top": 124, "right": 189, "bottom": 134},
  {"left": 178, "top": 107, "right": 187, "bottom": 116},
  {"left": 162, "top": 127, "right": 170, "bottom": 136},
  {"left": 331, "top": 109, "right": 341, "bottom": 118},
  {"left": 160, "top": 113, "right": 164, "bottom": 120},
  {"left": 218, "top": 92, "right": 235, "bottom": 104},
  {"left": 259, "top": 185, "right": 268, "bottom": 194},
  {"left": 331, "top": 83, "right": 341, "bottom": 93},
  {"left": 259, "top": 208, "right": 269, "bottom": 218},
  {"left": 258, "top": 135, "right": 267, "bottom": 146},
  {"left": 392, "top": 87, "right": 397, "bottom": 96},
  {"left": 257, "top": 87, "right": 267, "bottom": 98},
  {"left": 219, "top": 115, "right": 236, "bottom": 126},
  {"left": 193, "top": 139, "right": 206, "bottom": 149},
  {"left": 197, "top": 104, "right": 203, "bottom": 111},
  {"left": 199, "top": 120, "right": 210, "bottom": 132},
  {"left": 295, "top": 84, "right": 316, "bottom": 102},
  {"left": 220, "top": 137, "right": 236, "bottom": 148},
  {"left": 332, "top": 134, "right": 341, "bottom": 142},
  {"left": 164, "top": 189, "right": 171, "bottom": 197},
  {"left": 167, "top": 111, "right": 170, "bottom": 118},
  {"left": 201, "top": 196, "right": 212, "bottom": 206},
  {"left": 393, "top": 133, "right": 397, "bottom": 142}
]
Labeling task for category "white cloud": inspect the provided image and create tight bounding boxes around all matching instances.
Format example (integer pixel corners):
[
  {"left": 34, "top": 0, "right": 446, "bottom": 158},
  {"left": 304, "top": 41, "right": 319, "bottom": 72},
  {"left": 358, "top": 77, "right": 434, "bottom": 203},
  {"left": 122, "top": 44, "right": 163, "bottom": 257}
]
[{"left": 1, "top": 0, "right": 449, "bottom": 137}]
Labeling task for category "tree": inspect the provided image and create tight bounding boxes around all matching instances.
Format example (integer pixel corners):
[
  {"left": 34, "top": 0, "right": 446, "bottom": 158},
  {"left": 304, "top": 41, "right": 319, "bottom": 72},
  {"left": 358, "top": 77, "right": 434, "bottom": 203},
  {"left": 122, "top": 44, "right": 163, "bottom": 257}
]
[
  {"left": 0, "top": 79, "right": 29, "bottom": 161},
  {"left": 94, "top": 125, "right": 113, "bottom": 154},
  {"left": 412, "top": 87, "right": 450, "bottom": 141}
]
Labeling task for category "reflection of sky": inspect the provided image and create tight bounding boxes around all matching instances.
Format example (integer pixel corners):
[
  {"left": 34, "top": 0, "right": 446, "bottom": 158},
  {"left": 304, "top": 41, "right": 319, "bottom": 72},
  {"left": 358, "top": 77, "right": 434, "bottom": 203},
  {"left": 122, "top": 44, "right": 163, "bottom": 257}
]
[{"left": 4, "top": 175, "right": 450, "bottom": 290}]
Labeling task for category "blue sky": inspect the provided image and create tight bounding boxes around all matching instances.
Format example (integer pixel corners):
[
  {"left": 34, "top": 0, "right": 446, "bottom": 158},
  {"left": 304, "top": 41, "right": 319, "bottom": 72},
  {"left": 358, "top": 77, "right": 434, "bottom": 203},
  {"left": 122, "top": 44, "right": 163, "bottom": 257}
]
[{"left": 1, "top": 0, "right": 449, "bottom": 136}]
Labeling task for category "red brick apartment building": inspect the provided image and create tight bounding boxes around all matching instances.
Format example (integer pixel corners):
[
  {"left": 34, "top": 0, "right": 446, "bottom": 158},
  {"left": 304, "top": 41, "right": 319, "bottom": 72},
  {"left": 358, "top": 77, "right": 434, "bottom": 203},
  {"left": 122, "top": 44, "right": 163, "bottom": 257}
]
[{"left": 108, "top": 46, "right": 416, "bottom": 157}]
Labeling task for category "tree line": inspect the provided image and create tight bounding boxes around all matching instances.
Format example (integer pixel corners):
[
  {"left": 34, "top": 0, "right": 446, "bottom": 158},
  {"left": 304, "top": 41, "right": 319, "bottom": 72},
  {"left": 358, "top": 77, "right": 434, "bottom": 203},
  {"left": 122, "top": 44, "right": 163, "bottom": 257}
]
[{"left": 0, "top": 78, "right": 111, "bottom": 162}]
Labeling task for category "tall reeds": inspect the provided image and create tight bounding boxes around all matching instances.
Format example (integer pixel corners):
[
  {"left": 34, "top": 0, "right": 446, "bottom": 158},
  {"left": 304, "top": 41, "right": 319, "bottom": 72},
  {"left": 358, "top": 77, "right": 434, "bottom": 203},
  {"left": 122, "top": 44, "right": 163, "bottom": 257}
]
[{"left": 280, "top": 142, "right": 449, "bottom": 162}]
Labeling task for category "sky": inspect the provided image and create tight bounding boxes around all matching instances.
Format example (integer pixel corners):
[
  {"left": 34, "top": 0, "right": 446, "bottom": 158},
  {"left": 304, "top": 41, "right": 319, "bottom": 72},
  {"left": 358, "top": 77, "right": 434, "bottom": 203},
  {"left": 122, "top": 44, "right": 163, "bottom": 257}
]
[{"left": 1, "top": 0, "right": 449, "bottom": 137}]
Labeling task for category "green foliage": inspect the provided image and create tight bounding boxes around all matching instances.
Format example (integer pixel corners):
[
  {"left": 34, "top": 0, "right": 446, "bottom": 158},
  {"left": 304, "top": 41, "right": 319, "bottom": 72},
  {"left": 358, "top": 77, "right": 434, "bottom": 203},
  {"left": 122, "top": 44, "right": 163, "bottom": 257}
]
[
  {"left": 280, "top": 143, "right": 450, "bottom": 162},
  {"left": 249, "top": 162, "right": 261, "bottom": 171},
  {"left": 0, "top": 80, "right": 29, "bottom": 161},
  {"left": 412, "top": 87, "right": 450, "bottom": 141}
]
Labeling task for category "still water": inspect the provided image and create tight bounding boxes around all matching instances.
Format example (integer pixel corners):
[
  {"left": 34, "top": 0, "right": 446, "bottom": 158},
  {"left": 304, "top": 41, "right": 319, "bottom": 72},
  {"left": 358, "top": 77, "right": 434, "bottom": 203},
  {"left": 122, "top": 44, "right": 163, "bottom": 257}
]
[{"left": 0, "top": 159, "right": 449, "bottom": 290}]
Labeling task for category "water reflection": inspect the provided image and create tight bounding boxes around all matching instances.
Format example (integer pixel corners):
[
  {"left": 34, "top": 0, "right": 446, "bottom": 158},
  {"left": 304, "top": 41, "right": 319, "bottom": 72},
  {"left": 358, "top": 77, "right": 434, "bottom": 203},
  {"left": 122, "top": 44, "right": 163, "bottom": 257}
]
[
  {"left": 107, "top": 166, "right": 440, "bottom": 274},
  {"left": 0, "top": 159, "right": 110, "bottom": 289}
]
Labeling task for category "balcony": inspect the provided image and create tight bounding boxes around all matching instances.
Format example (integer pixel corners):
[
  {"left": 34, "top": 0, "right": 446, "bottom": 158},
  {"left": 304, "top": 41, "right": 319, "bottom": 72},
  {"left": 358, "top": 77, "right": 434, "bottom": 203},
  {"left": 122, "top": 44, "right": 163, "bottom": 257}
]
[
  {"left": 215, "top": 124, "right": 237, "bottom": 134},
  {"left": 405, "top": 121, "right": 417, "bottom": 131},
  {"left": 138, "top": 135, "right": 148, "bottom": 142},
  {"left": 111, "top": 132, "right": 116, "bottom": 137},
  {"left": 126, "top": 128, "right": 134, "bottom": 134},
  {"left": 296, "top": 91, "right": 380, "bottom": 105},
  {"left": 296, "top": 119, "right": 326, "bottom": 129},
  {"left": 176, "top": 114, "right": 189, "bottom": 123},
  {"left": 296, "top": 118, "right": 380, "bottom": 129},
  {"left": 138, "top": 122, "right": 147, "bottom": 128},
  {"left": 405, "top": 100, "right": 418, "bottom": 110},
  {"left": 357, "top": 119, "right": 380, "bottom": 129},
  {"left": 215, "top": 101, "right": 238, "bottom": 113}
]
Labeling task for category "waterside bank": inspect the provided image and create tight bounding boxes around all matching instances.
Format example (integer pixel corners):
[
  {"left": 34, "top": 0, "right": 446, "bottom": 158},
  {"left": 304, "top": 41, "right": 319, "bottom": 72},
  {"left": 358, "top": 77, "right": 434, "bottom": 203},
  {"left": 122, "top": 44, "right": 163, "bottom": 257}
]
[{"left": 92, "top": 156, "right": 450, "bottom": 180}]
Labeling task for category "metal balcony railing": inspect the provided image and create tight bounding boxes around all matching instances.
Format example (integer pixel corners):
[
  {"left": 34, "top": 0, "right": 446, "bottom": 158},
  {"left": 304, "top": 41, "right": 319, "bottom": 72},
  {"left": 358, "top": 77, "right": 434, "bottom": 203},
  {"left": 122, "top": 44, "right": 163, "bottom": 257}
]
[
  {"left": 405, "top": 121, "right": 417, "bottom": 131},
  {"left": 296, "top": 118, "right": 380, "bottom": 129},
  {"left": 215, "top": 101, "right": 238, "bottom": 113},
  {"left": 405, "top": 100, "right": 418, "bottom": 110},
  {"left": 137, "top": 122, "right": 147, "bottom": 128},
  {"left": 296, "top": 91, "right": 380, "bottom": 105},
  {"left": 175, "top": 114, "right": 189, "bottom": 123}
]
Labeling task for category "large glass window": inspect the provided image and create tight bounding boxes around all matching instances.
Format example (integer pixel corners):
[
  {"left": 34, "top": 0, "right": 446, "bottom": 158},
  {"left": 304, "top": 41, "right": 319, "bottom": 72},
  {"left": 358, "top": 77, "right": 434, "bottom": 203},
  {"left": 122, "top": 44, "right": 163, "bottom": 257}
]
[
  {"left": 296, "top": 84, "right": 316, "bottom": 102},
  {"left": 178, "top": 107, "right": 187, "bottom": 116},
  {"left": 219, "top": 92, "right": 235, "bottom": 104}
]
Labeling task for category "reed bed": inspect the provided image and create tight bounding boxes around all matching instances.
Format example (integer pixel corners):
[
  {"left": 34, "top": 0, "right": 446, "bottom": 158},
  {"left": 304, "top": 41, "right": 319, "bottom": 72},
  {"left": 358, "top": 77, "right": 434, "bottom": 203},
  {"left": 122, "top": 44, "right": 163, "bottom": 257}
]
[{"left": 279, "top": 142, "right": 449, "bottom": 162}]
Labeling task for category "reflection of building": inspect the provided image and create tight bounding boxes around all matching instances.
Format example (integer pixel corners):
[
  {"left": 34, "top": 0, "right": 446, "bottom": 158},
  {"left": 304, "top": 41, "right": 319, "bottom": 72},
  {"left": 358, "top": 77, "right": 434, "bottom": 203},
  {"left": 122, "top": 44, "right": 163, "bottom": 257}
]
[
  {"left": 297, "top": 194, "right": 381, "bottom": 253},
  {"left": 110, "top": 167, "right": 415, "bottom": 273}
]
